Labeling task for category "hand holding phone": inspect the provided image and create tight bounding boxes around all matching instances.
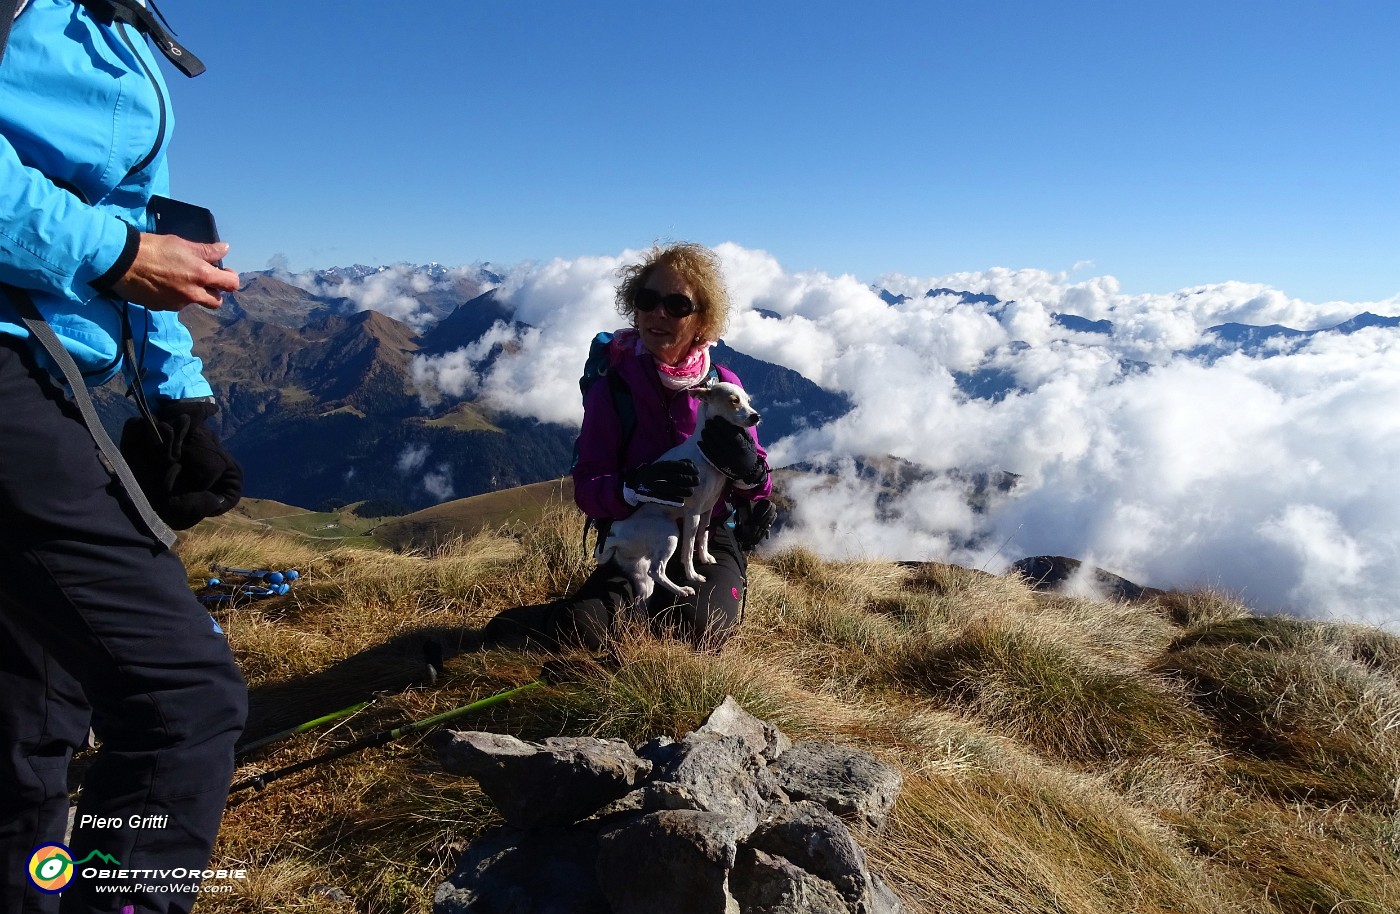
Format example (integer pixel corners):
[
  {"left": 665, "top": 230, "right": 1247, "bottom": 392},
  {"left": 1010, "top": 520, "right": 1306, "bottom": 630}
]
[
  {"left": 149, "top": 195, "right": 224, "bottom": 268},
  {"left": 108, "top": 198, "right": 236, "bottom": 311}
]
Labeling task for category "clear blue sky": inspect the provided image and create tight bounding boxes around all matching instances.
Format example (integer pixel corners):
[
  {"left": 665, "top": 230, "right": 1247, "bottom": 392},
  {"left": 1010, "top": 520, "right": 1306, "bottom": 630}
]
[{"left": 160, "top": 1, "right": 1399, "bottom": 303}]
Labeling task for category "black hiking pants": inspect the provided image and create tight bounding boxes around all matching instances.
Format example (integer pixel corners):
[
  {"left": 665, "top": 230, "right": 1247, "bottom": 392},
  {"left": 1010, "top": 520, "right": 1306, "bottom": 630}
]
[
  {"left": 0, "top": 337, "right": 247, "bottom": 914},
  {"left": 484, "top": 522, "right": 748, "bottom": 651}
]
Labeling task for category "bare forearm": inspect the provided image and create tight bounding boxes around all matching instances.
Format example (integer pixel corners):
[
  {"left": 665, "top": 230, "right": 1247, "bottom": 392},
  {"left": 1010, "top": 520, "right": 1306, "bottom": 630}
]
[{"left": 110, "top": 233, "right": 239, "bottom": 311}]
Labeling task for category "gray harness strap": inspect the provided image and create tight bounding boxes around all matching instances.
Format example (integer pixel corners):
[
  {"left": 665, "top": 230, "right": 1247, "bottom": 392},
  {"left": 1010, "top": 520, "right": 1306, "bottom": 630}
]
[{"left": 8, "top": 287, "right": 177, "bottom": 547}]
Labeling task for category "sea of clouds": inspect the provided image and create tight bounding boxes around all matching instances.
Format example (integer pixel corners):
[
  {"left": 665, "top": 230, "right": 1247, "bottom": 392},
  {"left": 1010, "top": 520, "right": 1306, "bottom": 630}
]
[{"left": 358, "top": 245, "right": 1400, "bottom": 626}]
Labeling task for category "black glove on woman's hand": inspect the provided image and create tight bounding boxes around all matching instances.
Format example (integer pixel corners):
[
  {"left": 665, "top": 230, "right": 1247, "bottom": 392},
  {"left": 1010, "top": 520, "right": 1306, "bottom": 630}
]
[
  {"left": 697, "top": 416, "right": 767, "bottom": 487},
  {"left": 734, "top": 499, "right": 777, "bottom": 551},
  {"left": 623, "top": 459, "right": 699, "bottom": 507},
  {"left": 119, "top": 399, "right": 243, "bottom": 529}
]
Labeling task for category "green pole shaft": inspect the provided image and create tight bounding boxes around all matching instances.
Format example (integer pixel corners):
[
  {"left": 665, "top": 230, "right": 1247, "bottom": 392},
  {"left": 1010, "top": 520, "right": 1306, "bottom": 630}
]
[
  {"left": 230, "top": 679, "right": 545, "bottom": 795},
  {"left": 235, "top": 701, "right": 371, "bottom": 757},
  {"left": 386, "top": 680, "right": 543, "bottom": 739}
]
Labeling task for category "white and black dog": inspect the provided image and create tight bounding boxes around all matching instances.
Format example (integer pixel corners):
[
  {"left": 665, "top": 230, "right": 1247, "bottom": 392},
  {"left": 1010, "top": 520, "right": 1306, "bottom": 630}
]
[{"left": 596, "top": 381, "right": 761, "bottom": 601}]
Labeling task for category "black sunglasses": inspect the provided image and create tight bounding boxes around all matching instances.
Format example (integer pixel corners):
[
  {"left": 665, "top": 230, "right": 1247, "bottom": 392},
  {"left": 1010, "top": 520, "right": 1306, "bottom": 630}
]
[{"left": 633, "top": 287, "right": 697, "bottom": 319}]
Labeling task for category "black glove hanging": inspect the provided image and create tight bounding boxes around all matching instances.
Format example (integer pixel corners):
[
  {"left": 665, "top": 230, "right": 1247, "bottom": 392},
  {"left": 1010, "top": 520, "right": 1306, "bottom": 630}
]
[
  {"left": 119, "top": 399, "right": 242, "bottom": 529},
  {"left": 623, "top": 459, "right": 699, "bottom": 508},
  {"left": 697, "top": 416, "right": 767, "bottom": 487},
  {"left": 733, "top": 499, "right": 777, "bottom": 552}
]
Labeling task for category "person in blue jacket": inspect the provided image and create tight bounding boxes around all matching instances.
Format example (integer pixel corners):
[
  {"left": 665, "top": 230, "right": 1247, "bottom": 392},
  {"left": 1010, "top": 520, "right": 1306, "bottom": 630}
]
[{"left": 0, "top": 2, "right": 247, "bottom": 912}]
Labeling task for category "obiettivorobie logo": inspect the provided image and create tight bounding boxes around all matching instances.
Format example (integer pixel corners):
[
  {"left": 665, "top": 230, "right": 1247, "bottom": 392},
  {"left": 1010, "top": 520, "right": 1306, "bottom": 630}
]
[
  {"left": 26, "top": 844, "right": 118, "bottom": 894},
  {"left": 25, "top": 844, "right": 248, "bottom": 896}
]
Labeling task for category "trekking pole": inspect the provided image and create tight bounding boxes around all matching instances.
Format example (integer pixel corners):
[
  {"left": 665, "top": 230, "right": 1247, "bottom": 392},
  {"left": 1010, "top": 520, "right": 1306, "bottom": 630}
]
[
  {"left": 197, "top": 584, "right": 289, "bottom": 604},
  {"left": 229, "top": 678, "right": 545, "bottom": 795},
  {"left": 234, "top": 701, "right": 372, "bottom": 758},
  {"left": 203, "top": 581, "right": 291, "bottom": 595},
  {"left": 235, "top": 641, "right": 446, "bottom": 759}
]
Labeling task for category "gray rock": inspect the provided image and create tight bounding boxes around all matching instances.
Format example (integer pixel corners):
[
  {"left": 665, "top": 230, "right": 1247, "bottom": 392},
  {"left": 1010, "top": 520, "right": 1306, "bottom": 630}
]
[
  {"left": 865, "top": 875, "right": 905, "bottom": 914},
  {"left": 770, "top": 742, "right": 902, "bottom": 829},
  {"left": 596, "top": 810, "right": 744, "bottom": 914},
  {"left": 586, "top": 785, "right": 650, "bottom": 823},
  {"left": 730, "top": 848, "right": 851, "bottom": 914},
  {"left": 431, "top": 701, "right": 906, "bottom": 914},
  {"left": 433, "top": 730, "right": 651, "bottom": 827},
  {"left": 590, "top": 779, "right": 729, "bottom": 826},
  {"left": 308, "top": 883, "right": 351, "bottom": 903},
  {"left": 636, "top": 734, "right": 679, "bottom": 766},
  {"left": 433, "top": 824, "right": 610, "bottom": 914},
  {"left": 698, "top": 696, "right": 794, "bottom": 762},
  {"left": 648, "top": 731, "right": 789, "bottom": 834},
  {"left": 748, "top": 801, "right": 869, "bottom": 906}
]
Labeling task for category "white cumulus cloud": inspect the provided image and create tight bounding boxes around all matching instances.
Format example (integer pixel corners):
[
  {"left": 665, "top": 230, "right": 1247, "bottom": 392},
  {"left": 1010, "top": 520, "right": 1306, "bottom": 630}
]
[{"left": 394, "top": 244, "right": 1400, "bottom": 626}]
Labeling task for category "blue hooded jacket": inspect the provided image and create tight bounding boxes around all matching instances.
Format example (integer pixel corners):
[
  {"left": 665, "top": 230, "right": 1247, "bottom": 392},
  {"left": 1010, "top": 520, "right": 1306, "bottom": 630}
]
[{"left": 0, "top": 0, "right": 212, "bottom": 399}]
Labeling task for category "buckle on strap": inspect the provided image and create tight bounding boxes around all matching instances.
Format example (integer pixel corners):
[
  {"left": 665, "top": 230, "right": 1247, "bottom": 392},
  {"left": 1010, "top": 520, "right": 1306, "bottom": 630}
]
[{"left": 78, "top": 0, "right": 206, "bottom": 77}]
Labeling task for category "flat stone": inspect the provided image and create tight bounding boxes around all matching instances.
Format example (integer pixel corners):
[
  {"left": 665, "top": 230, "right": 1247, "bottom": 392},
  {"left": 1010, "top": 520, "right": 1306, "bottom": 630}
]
[
  {"left": 769, "top": 742, "right": 902, "bottom": 829},
  {"left": 596, "top": 810, "right": 744, "bottom": 914},
  {"left": 433, "top": 730, "right": 651, "bottom": 827},
  {"left": 729, "top": 848, "right": 851, "bottom": 914},
  {"left": 433, "top": 824, "right": 609, "bottom": 914}
]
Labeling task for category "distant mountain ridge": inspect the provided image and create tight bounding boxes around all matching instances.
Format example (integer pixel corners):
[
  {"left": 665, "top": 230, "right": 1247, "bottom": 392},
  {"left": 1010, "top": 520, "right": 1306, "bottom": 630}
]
[
  {"left": 1188, "top": 311, "right": 1400, "bottom": 361},
  {"left": 872, "top": 284, "right": 1400, "bottom": 401}
]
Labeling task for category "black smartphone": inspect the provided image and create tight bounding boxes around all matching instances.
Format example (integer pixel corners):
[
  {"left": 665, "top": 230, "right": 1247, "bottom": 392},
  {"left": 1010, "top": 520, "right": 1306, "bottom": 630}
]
[{"left": 148, "top": 195, "right": 224, "bottom": 268}]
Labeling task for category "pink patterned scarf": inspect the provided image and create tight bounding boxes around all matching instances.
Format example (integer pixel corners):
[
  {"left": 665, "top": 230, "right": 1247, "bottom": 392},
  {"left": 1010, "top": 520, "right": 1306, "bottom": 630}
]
[{"left": 612, "top": 328, "right": 712, "bottom": 391}]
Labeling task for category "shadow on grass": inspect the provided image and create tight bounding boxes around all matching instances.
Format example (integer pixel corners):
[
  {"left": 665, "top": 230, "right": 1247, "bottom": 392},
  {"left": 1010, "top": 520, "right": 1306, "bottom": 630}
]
[{"left": 240, "top": 624, "right": 490, "bottom": 743}]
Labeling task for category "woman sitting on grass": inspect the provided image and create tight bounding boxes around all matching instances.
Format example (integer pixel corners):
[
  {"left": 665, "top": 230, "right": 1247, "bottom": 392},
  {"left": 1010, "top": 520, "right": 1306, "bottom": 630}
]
[{"left": 483, "top": 243, "right": 776, "bottom": 651}]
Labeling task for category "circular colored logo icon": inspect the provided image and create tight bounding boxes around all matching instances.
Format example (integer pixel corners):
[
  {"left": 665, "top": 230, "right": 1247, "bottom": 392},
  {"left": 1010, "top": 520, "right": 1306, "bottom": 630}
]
[{"left": 27, "top": 843, "right": 75, "bottom": 894}]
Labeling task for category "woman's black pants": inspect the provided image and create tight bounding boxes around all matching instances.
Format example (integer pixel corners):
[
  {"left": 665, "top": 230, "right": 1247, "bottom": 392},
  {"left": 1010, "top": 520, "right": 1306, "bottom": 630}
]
[
  {"left": 484, "top": 521, "right": 748, "bottom": 651},
  {"left": 0, "top": 337, "right": 247, "bottom": 914}
]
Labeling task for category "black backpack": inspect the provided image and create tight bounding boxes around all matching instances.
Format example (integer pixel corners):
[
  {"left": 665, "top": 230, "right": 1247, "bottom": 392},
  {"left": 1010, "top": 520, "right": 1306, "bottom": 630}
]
[
  {"left": 0, "top": 0, "right": 23, "bottom": 65},
  {"left": 0, "top": 0, "right": 204, "bottom": 75}
]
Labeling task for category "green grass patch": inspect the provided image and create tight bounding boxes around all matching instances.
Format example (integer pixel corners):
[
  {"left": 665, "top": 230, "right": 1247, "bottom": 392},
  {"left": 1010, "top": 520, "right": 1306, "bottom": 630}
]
[{"left": 418, "top": 403, "right": 502, "bottom": 432}]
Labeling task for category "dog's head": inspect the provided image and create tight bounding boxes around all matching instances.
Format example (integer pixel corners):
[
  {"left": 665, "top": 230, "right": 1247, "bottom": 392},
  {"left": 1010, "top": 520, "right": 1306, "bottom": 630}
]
[{"left": 692, "top": 380, "right": 761, "bottom": 428}]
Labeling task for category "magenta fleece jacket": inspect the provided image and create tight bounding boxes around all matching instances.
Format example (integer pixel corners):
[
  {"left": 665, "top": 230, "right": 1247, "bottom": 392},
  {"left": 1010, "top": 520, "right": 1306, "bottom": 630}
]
[{"left": 572, "top": 340, "right": 772, "bottom": 521}]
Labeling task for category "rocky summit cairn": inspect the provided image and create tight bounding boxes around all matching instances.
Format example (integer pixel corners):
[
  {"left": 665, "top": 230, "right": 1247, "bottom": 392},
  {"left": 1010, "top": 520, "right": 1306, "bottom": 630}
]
[{"left": 432, "top": 696, "right": 905, "bottom": 914}]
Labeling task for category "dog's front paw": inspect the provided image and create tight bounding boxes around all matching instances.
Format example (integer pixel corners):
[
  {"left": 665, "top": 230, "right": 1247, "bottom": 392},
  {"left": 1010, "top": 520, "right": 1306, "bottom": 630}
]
[
  {"left": 678, "top": 585, "right": 696, "bottom": 596},
  {"left": 698, "top": 551, "right": 717, "bottom": 565}
]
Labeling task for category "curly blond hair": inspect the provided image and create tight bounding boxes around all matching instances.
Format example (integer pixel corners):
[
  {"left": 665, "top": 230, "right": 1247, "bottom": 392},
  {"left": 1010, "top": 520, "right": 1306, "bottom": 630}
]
[{"left": 615, "top": 242, "right": 731, "bottom": 342}]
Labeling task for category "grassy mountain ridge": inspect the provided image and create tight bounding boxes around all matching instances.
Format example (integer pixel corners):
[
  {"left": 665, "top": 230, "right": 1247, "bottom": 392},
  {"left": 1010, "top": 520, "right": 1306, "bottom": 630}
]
[
  {"left": 369, "top": 477, "right": 576, "bottom": 549},
  {"left": 176, "top": 504, "right": 1400, "bottom": 913}
]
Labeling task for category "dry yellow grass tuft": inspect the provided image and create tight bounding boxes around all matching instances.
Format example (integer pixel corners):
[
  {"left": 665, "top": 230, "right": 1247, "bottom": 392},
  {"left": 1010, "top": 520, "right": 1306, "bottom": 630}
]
[
  {"left": 899, "top": 619, "right": 1207, "bottom": 764},
  {"left": 176, "top": 518, "right": 1400, "bottom": 914}
]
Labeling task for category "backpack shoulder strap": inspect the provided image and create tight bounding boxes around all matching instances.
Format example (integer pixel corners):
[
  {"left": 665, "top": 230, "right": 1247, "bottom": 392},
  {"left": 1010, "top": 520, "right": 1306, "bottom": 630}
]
[
  {"left": 606, "top": 364, "right": 635, "bottom": 445},
  {"left": 578, "top": 330, "right": 637, "bottom": 449},
  {"left": 578, "top": 331, "right": 613, "bottom": 401},
  {"left": 0, "top": 0, "right": 28, "bottom": 67},
  {"left": 76, "top": 0, "right": 204, "bottom": 76},
  {"left": 575, "top": 331, "right": 637, "bottom": 552}
]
